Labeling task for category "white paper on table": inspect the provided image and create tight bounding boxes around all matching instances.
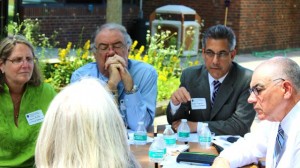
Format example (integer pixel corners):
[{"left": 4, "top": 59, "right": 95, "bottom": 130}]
[
  {"left": 212, "top": 135, "right": 241, "bottom": 149},
  {"left": 166, "top": 144, "right": 189, "bottom": 155},
  {"left": 160, "top": 154, "right": 211, "bottom": 168}
]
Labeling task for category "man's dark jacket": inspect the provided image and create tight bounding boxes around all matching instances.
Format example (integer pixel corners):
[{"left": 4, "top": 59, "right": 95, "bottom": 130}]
[{"left": 166, "top": 62, "right": 256, "bottom": 136}]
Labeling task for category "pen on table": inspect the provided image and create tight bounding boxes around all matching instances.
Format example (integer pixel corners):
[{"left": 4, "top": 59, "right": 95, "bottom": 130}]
[
  {"left": 154, "top": 120, "right": 157, "bottom": 137},
  {"left": 184, "top": 141, "right": 189, "bottom": 152},
  {"left": 180, "top": 161, "right": 210, "bottom": 166}
]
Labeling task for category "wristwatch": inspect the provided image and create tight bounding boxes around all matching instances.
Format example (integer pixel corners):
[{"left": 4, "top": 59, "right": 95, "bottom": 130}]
[{"left": 125, "top": 85, "right": 138, "bottom": 94}]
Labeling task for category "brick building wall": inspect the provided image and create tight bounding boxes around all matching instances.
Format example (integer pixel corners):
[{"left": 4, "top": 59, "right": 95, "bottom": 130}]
[
  {"left": 20, "top": 0, "right": 300, "bottom": 53},
  {"left": 143, "top": 0, "right": 300, "bottom": 53},
  {"left": 238, "top": 0, "right": 300, "bottom": 53},
  {"left": 21, "top": 4, "right": 139, "bottom": 48}
]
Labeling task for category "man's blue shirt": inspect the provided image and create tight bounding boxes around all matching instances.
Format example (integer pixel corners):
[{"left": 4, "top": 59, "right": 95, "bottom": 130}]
[{"left": 71, "top": 59, "right": 158, "bottom": 130}]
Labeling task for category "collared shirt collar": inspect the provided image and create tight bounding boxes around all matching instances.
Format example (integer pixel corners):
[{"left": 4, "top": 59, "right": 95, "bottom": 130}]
[
  {"left": 280, "top": 101, "right": 300, "bottom": 138},
  {"left": 208, "top": 72, "right": 228, "bottom": 85}
]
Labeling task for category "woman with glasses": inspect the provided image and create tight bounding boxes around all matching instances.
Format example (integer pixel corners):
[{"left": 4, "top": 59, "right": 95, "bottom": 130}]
[{"left": 0, "top": 35, "right": 56, "bottom": 167}]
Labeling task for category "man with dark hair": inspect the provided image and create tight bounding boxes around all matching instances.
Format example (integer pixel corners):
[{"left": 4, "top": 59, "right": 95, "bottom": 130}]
[{"left": 166, "top": 24, "right": 256, "bottom": 136}]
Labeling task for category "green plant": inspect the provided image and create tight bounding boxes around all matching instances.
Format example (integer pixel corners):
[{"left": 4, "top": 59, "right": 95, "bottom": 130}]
[
  {"left": 6, "top": 17, "right": 59, "bottom": 75},
  {"left": 7, "top": 17, "right": 202, "bottom": 102},
  {"left": 44, "top": 40, "right": 94, "bottom": 90},
  {"left": 7, "top": 16, "right": 59, "bottom": 53},
  {"left": 129, "top": 27, "right": 200, "bottom": 101}
]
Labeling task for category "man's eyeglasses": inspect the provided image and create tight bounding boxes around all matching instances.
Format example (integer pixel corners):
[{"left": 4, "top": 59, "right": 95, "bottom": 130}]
[
  {"left": 96, "top": 42, "right": 125, "bottom": 53},
  {"left": 249, "top": 78, "right": 285, "bottom": 96},
  {"left": 204, "top": 50, "right": 231, "bottom": 58},
  {"left": 6, "top": 57, "right": 36, "bottom": 65}
]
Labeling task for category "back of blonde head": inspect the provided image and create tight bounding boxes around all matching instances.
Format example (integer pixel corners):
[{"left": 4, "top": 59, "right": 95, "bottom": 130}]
[{"left": 35, "top": 78, "right": 140, "bottom": 168}]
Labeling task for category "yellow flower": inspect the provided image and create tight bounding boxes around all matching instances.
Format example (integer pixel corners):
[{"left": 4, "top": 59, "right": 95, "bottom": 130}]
[
  {"left": 44, "top": 78, "right": 52, "bottom": 83},
  {"left": 83, "top": 40, "right": 90, "bottom": 50},
  {"left": 67, "top": 42, "right": 72, "bottom": 50},
  {"left": 131, "top": 40, "right": 138, "bottom": 50},
  {"left": 194, "top": 60, "right": 199, "bottom": 65},
  {"left": 58, "top": 49, "right": 66, "bottom": 59},
  {"left": 135, "top": 54, "right": 141, "bottom": 61},
  {"left": 81, "top": 52, "right": 88, "bottom": 59},
  {"left": 143, "top": 55, "right": 149, "bottom": 62},
  {"left": 128, "top": 54, "right": 134, "bottom": 59},
  {"left": 138, "top": 45, "right": 145, "bottom": 54},
  {"left": 171, "top": 56, "right": 178, "bottom": 63},
  {"left": 158, "top": 74, "right": 167, "bottom": 81}
]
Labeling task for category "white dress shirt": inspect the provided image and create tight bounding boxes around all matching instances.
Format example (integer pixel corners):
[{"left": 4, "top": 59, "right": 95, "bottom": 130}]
[{"left": 218, "top": 101, "right": 300, "bottom": 168}]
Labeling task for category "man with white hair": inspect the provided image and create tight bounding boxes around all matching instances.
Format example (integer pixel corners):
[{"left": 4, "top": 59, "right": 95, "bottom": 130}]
[
  {"left": 71, "top": 23, "right": 157, "bottom": 131},
  {"left": 212, "top": 57, "right": 300, "bottom": 168}
]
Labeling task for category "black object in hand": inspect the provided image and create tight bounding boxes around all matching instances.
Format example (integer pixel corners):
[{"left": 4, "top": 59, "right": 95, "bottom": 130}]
[
  {"left": 227, "top": 136, "right": 239, "bottom": 143},
  {"left": 212, "top": 143, "right": 224, "bottom": 153}
]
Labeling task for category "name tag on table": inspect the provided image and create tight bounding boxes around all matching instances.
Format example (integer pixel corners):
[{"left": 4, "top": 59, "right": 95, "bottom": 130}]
[
  {"left": 25, "top": 109, "right": 45, "bottom": 125},
  {"left": 191, "top": 98, "right": 206, "bottom": 110}
]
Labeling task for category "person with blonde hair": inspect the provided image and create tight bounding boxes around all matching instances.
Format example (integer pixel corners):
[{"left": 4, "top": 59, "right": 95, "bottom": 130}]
[{"left": 35, "top": 77, "right": 140, "bottom": 168}]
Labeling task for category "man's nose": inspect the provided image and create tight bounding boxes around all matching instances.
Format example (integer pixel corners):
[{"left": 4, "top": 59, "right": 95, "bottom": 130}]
[
  {"left": 247, "top": 92, "right": 256, "bottom": 103},
  {"left": 212, "top": 55, "right": 220, "bottom": 64},
  {"left": 106, "top": 47, "right": 117, "bottom": 56}
]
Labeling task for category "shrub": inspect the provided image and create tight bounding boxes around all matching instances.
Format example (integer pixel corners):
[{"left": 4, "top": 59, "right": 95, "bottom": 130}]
[
  {"left": 44, "top": 40, "right": 94, "bottom": 90},
  {"left": 129, "top": 28, "right": 200, "bottom": 101},
  {"left": 7, "top": 17, "right": 59, "bottom": 58},
  {"left": 7, "top": 18, "right": 201, "bottom": 101}
]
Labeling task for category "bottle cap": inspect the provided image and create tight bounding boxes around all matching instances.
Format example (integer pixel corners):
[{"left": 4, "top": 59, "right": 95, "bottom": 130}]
[
  {"left": 181, "top": 119, "right": 187, "bottom": 122},
  {"left": 138, "top": 121, "right": 144, "bottom": 125}
]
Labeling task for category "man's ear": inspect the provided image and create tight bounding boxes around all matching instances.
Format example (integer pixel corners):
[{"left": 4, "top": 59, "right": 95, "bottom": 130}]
[
  {"left": 202, "top": 48, "right": 205, "bottom": 59},
  {"left": 283, "top": 81, "right": 293, "bottom": 99},
  {"left": 230, "top": 49, "right": 237, "bottom": 59},
  {"left": 128, "top": 46, "right": 131, "bottom": 52}
]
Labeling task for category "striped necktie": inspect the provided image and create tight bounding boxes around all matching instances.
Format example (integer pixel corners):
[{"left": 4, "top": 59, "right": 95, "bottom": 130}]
[
  {"left": 211, "top": 80, "right": 221, "bottom": 107},
  {"left": 274, "top": 124, "right": 285, "bottom": 167}
]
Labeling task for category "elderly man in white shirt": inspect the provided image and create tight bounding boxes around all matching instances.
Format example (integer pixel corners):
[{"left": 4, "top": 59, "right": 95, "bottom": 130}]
[{"left": 212, "top": 57, "right": 300, "bottom": 168}]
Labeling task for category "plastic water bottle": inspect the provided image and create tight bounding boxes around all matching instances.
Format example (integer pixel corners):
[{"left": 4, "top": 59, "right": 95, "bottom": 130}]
[
  {"left": 198, "top": 123, "right": 212, "bottom": 148},
  {"left": 134, "top": 121, "right": 147, "bottom": 145},
  {"left": 149, "top": 134, "right": 166, "bottom": 163},
  {"left": 177, "top": 119, "right": 190, "bottom": 142},
  {"left": 157, "top": 133, "right": 167, "bottom": 155},
  {"left": 163, "top": 124, "right": 176, "bottom": 147}
]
